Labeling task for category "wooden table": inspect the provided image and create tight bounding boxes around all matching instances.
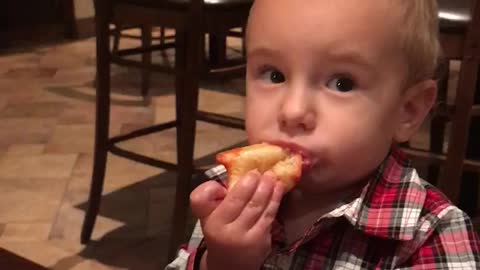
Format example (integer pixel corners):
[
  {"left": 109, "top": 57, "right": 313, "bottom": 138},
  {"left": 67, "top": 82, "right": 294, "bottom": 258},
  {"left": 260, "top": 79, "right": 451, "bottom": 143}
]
[{"left": 0, "top": 248, "right": 48, "bottom": 270}]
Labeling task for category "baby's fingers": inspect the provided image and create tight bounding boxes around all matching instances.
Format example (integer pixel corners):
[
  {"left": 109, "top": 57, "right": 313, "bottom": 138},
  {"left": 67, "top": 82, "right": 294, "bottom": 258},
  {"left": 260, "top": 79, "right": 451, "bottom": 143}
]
[
  {"left": 213, "top": 170, "right": 261, "bottom": 223},
  {"left": 190, "top": 181, "right": 227, "bottom": 219},
  {"left": 253, "top": 182, "right": 284, "bottom": 234},
  {"left": 236, "top": 171, "right": 276, "bottom": 229}
]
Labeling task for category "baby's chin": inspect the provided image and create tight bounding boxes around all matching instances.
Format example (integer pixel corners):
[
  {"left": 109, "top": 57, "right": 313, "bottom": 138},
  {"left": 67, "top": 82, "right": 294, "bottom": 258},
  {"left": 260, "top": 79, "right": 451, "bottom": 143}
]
[{"left": 294, "top": 168, "right": 366, "bottom": 195}]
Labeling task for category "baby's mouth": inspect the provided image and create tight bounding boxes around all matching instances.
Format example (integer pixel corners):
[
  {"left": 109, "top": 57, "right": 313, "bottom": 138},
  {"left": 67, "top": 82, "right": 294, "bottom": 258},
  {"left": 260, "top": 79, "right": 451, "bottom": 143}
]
[{"left": 267, "top": 141, "right": 316, "bottom": 172}]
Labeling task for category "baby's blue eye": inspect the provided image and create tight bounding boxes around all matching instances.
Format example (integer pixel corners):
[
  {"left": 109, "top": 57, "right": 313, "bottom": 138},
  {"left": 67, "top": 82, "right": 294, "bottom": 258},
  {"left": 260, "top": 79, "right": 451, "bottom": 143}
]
[
  {"left": 326, "top": 76, "right": 355, "bottom": 92},
  {"left": 261, "top": 69, "right": 285, "bottom": 84}
]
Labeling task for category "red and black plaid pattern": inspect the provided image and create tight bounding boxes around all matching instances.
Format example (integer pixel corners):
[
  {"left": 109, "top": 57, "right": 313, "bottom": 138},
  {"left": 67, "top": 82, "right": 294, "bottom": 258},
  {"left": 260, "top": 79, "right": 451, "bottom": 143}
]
[{"left": 166, "top": 148, "right": 480, "bottom": 270}]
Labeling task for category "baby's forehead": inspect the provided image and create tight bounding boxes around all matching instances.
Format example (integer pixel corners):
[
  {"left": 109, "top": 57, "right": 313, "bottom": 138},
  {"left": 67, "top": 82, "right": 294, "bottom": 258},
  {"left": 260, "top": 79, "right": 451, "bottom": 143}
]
[{"left": 247, "top": 0, "right": 405, "bottom": 63}]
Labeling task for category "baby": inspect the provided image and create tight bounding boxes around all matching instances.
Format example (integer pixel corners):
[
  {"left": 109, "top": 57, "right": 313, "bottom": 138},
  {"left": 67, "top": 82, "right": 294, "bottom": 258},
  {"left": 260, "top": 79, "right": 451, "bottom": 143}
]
[{"left": 168, "top": 0, "right": 480, "bottom": 269}]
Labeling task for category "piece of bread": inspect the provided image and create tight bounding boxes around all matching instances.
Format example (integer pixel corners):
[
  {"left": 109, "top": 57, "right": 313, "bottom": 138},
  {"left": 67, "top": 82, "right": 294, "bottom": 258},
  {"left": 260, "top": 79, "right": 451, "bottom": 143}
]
[{"left": 216, "top": 143, "right": 302, "bottom": 192}]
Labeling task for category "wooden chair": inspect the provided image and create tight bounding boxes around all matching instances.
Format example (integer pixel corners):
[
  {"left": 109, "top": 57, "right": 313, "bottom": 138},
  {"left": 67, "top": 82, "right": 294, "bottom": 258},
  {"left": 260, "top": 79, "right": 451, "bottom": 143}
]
[
  {"left": 81, "top": 0, "right": 251, "bottom": 261},
  {"left": 404, "top": 0, "right": 480, "bottom": 206},
  {"left": 109, "top": 13, "right": 246, "bottom": 97}
]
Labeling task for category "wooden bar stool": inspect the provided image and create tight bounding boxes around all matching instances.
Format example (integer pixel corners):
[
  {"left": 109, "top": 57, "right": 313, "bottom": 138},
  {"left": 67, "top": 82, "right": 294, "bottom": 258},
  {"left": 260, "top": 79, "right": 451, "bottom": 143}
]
[
  {"left": 109, "top": 13, "right": 246, "bottom": 97},
  {"left": 81, "top": 0, "right": 251, "bottom": 261},
  {"left": 404, "top": 0, "right": 480, "bottom": 205}
]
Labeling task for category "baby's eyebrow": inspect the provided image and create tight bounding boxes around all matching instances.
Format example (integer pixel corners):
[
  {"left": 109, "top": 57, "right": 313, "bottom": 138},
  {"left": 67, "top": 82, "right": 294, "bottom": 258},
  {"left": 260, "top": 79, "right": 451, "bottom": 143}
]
[
  {"left": 324, "top": 48, "right": 376, "bottom": 71},
  {"left": 246, "top": 47, "right": 282, "bottom": 59}
]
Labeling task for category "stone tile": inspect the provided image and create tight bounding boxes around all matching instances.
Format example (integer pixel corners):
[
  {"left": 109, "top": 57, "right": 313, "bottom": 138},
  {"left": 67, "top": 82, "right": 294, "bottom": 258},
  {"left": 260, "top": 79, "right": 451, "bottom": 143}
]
[
  {"left": 48, "top": 238, "right": 88, "bottom": 256},
  {"left": 0, "top": 53, "right": 40, "bottom": 75},
  {"left": 153, "top": 106, "right": 175, "bottom": 124},
  {"left": 0, "top": 153, "right": 77, "bottom": 179},
  {"left": 51, "top": 171, "right": 156, "bottom": 243},
  {"left": 56, "top": 259, "right": 114, "bottom": 270},
  {"left": 0, "top": 98, "right": 7, "bottom": 112},
  {"left": 38, "top": 48, "right": 89, "bottom": 70},
  {"left": 146, "top": 121, "right": 246, "bottom": 170},
  {"left": 115, "top": 127, "right": 156, "bottom": 157},
  {"left": 40, "top": 85, "right": 95, "bottom": 105},
  {"left": 93, "top": 188, "right": 149, "bottom": 233},
  {"left": 49, "top": 201, "right": 124, "bottom": 243},
  {"left": 0, "top": 241, "right": 72, "bottom": 268},
  {"left": 70, "top": 154, "right": 160, "bottom": 193},
  {"left": 88, "top": 237, "right": 168, "bottom": 270},
  {"left": 45, "top": 124, "right": 95, "bottom": 154},
  {"left": 0, "top": 177, "right": 69, "bottom": 223},
  {"left": 102, "top": 155, "right": 161, "bottom": 190},
  {"left": 71, "top": 154, "right": 93, "bottom": 178},
  {"left": 6, "top": 144, "right": 45, "bottom": 156},
  {"left": 1, "top": 223, "right": 52, "bottom": 241},
  {"left": 147, "top": 201, "right": 174, "bottom": 237},
  {"left": 0, "top": 33, "right": 247, "bottom": 270},
  {"left": 0, "top": 145, "right": 8, "bottom": 159},
  {"left": 1, "top": 101, "right": 65, "bottom": 118},
  {"left": 57, "top": 103, "right": 95, "bottom": 125},
  {"left": 0, "top": 118, "right": 56, "bottom": 147},
  {"left": 50, "top": 67, "right": 96, "bottom": 87},
  {"left": 5, "top": 67, "right": 58, "bottom": 79},
  {"left": 110, "top": 105, "right": 154, "bottom": 128},
  {"left": 198, "top": 89, "right": 245, "bottom": 118},
  {"left": 0, "top": 83, "right": 45, "bottom": 104}
]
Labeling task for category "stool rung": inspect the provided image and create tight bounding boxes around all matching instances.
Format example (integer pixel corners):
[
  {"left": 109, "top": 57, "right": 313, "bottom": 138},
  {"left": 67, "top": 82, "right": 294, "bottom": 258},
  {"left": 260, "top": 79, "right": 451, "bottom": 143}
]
[
  {"left": 115, "top": 42, "right": 176, "bottom": 56},
  {"left": 197, "top": 111, "right": 245, "bottom": 130},
  {"left": 109, "top": 144, "right": 208, "bottom": 173},
  {"left": 403, "top": 148, "right": 480, "bottom": 173},
  {"left": 111, "top": 56, "right": 175, "bottom": 73},
  {"left": 110, "top": 144, "right": 178, "bottom": 170},
  {"left": 110, "top": 120, "right": 177, "bottom": 144}
]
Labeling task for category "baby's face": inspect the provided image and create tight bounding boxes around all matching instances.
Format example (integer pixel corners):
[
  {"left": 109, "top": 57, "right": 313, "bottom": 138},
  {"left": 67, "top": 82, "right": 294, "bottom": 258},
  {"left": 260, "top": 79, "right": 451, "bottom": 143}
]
[{"left": 245, "top": 0, "right": 411, "bottom": 194}]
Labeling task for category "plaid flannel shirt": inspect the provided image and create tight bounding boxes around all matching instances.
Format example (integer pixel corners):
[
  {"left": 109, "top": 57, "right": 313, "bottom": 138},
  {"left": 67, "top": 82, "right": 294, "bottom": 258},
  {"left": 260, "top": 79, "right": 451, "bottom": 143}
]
[{"left": 166, "top": 149, "right": 480, "bottom": 269}]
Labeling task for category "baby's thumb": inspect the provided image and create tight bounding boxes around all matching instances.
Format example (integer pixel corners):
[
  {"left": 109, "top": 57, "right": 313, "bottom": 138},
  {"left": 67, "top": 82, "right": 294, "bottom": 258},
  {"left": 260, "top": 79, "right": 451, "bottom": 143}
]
[{"left": 190, "top": 181, "right": 227, "bottom": 219}]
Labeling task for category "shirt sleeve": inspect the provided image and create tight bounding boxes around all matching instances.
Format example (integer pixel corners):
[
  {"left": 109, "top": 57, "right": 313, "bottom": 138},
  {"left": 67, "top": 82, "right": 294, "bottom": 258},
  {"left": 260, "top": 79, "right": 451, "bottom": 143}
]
[
  {"left": 165, "top": 221, "right": 206, "bottom": 270},
  {"left": 399, "top": 209, "right": 480, "bottom": 269}
]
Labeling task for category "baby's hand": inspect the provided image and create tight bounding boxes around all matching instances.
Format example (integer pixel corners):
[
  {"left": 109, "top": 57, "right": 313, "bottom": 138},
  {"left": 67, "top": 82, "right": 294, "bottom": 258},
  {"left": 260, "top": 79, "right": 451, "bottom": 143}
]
[{"left": 190, "top": 170, "right": 284, "bottom": 270}]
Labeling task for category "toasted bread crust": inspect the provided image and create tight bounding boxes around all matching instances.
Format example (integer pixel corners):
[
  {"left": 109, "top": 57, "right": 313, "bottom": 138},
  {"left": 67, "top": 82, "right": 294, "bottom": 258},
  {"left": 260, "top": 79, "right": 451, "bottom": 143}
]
[{"left": 216, "top": 143, "right": 302, "bottom": 191}]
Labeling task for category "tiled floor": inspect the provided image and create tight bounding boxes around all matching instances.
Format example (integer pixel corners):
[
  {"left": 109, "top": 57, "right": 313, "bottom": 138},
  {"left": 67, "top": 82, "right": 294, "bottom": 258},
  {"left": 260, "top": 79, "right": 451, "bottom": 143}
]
[
  {"left": 0, "top": 29, "right": 477, "bottom": 269},
  {"left": 0, "top": 30, "right": 247, "bottom": 269}
]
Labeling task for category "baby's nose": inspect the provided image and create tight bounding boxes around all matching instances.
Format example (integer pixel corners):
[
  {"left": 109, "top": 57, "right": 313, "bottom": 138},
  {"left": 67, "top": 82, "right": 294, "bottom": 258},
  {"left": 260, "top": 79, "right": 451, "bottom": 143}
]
[{"left": 278, "top": 94, "right": 316, "bottom": 133}]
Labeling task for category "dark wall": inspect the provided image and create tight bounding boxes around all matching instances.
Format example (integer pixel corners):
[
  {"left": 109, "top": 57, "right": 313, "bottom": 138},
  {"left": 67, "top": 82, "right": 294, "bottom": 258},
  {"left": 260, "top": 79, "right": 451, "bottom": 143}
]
[
  {"left": 1, "top": 0, "right": 65, "bottom": 28},
  {"left": 0, "top": 0, "right": 75, "bottom": 48}
]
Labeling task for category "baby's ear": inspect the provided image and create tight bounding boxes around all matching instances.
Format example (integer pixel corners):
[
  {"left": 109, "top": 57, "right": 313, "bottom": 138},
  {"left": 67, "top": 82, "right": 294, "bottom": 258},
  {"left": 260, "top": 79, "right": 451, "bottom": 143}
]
[{"left": 394, "top": 80, "right": 437, "bottom": 142}]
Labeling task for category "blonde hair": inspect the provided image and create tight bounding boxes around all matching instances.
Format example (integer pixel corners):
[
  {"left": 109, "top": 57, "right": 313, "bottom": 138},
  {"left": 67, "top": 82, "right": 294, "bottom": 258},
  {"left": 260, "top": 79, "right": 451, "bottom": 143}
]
[{"left": 395, "top": 0, "right": 442, "bottom": 84}]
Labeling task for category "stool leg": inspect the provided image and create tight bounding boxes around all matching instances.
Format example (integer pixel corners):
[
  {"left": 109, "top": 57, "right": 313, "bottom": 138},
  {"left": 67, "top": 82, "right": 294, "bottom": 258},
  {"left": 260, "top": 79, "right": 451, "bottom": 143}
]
[
  {"left": 175, "top": 31, "right": 186, "bottom": 150},
  {"left": 209, "top": 31, "right": 227, "bottom": 69},
  {"left": 241, "top": 26, "right": 246, "bottom": 57},
  {"left": 428, "top": 60, "right": 450, "bottom": 185},
  {"left": 112, "top": 24, "right": 121, "bottom": 56},
  {"left": 141, "top": 25, "right": 152, "bottom": 97},
  {"left": 81, "top": 0, "right": 111, "bottom": 244},
  {"left": 458, "top": 69, "right": 480, "bottom": 215},
  {"left": 160, "top": 26, "right": 166, "bottom": 45},
  {"left": 168, "top": 27, "right": 201, "bottom": 261},
  {"left": 438, "top": 59, "right": 479, "bottom": 204}
]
